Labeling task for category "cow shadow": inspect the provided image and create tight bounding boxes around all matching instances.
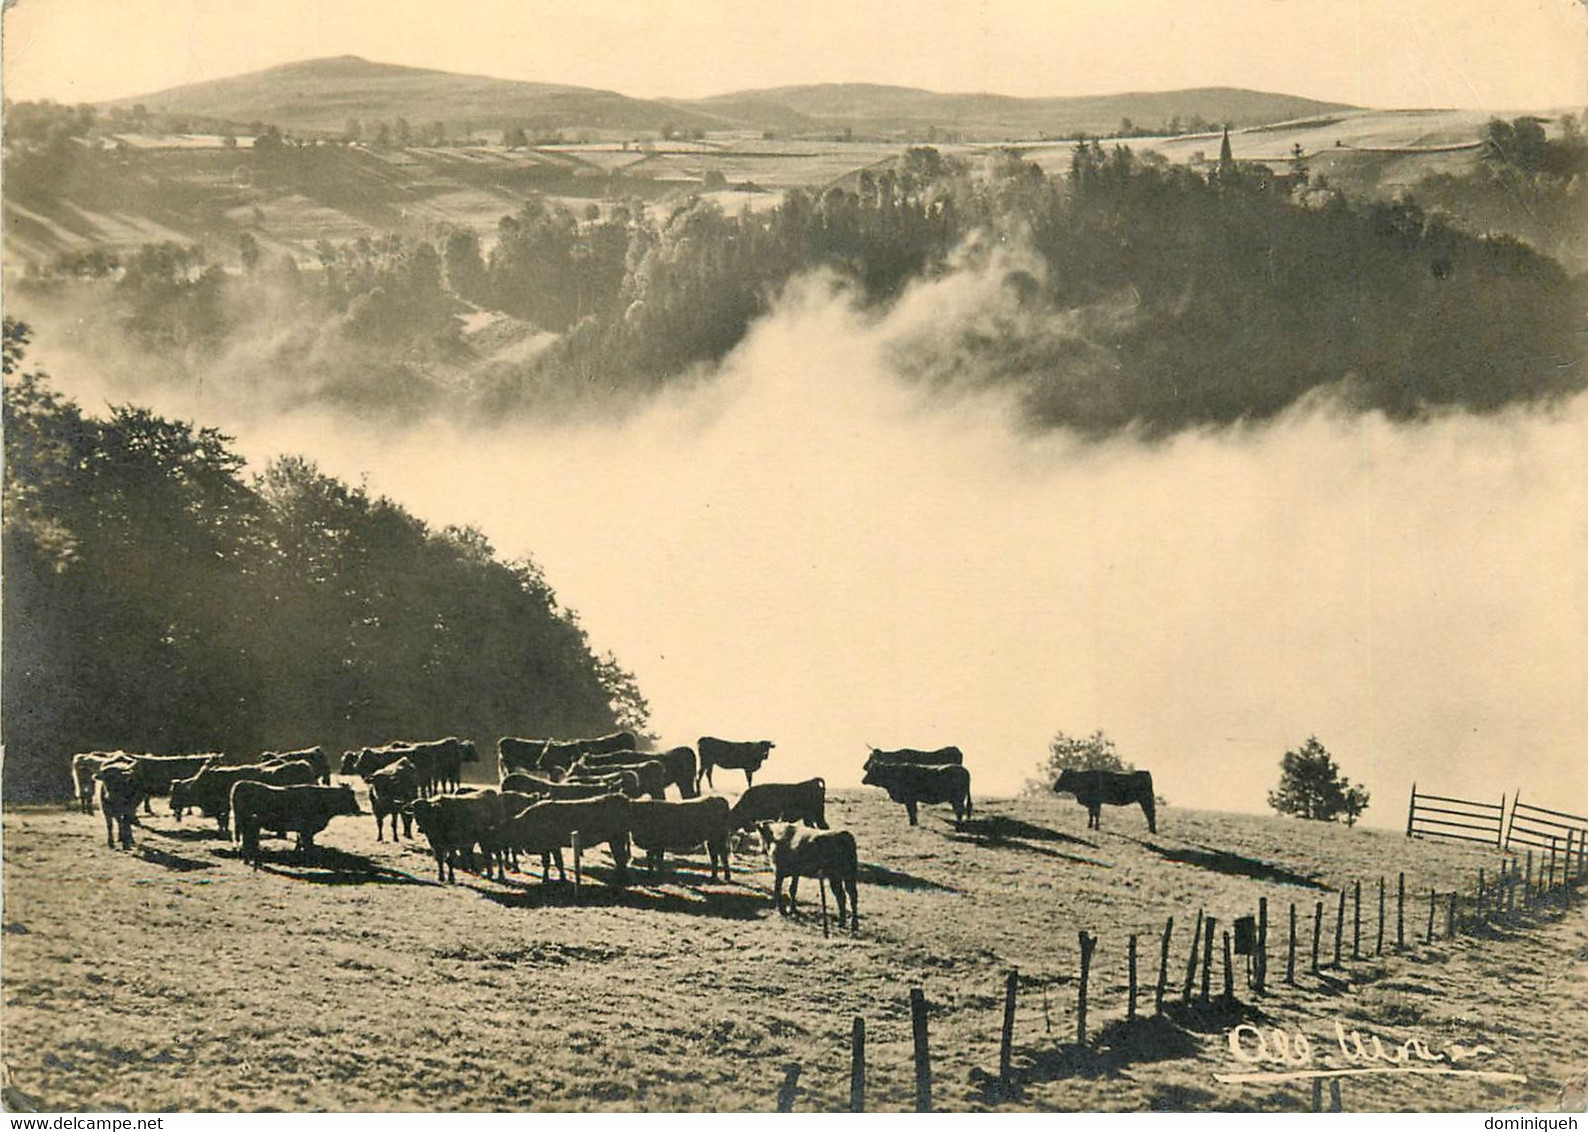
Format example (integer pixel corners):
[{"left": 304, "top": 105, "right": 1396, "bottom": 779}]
[
  {"left": 252, "top": 845, "right": 431, "bottom": 886},
  {"left": 134, "top": 845, "right": 217, "bottom": 872},
  {"left": 957, "top": 815, "right": 1097, "bottom": 849},
  {"left": 1142, "top": 842, "right": 1327, "bottom": 889},
  {"left": 975, "top": 1014, "right": 1205, "bottom": 1100},
  {"left": 856, "top": 861, "right": 958, "bottom": 893},
  {"left": 943, "top": 831, "right": 1109, "bottom": 866},
  {"left": 466, "top": 871, "right": 769, "bottom": 919},
  {"left": 144, "top": 823, "right": 231, "bottom": 843}
]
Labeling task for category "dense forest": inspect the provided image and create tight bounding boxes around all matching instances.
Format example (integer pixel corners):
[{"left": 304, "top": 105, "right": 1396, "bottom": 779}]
[
  {"left": 1, "top": 319, "right": 647, "bottom": 802},
  {"left": 15, "top": 129, "right": 1586, "bottom": 436}
]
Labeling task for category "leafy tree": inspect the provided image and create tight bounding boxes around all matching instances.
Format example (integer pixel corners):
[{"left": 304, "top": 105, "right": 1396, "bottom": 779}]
[
  {"left": 1029, "top": 729, "right": 1133, "bottom": 792},
  {"left": 1267, "top": 736, "right": 1370, "bottom": 825}
]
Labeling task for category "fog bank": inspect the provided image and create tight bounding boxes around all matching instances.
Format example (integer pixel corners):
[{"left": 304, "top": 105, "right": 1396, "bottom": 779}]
[{"left": 24, "top": 271, "right": 1587, "bottom": 825}]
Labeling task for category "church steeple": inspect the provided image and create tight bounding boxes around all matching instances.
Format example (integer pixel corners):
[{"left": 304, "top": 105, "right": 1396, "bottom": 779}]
[{"left": 1218, "top": 126, "right": 1235, "bottom": 177}]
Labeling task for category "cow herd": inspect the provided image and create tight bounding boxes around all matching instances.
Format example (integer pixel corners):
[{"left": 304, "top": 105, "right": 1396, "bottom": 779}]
[{"left": 70, "top": 733, "right": 1157, "bottom": 930}]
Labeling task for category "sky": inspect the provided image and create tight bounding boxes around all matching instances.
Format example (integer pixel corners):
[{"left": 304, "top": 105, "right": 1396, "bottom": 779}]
[{"left": 3, "top": 0, "right": 1586, "bottom": 110}]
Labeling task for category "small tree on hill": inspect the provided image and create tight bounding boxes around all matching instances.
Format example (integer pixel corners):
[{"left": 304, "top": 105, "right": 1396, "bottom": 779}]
[
  {"left": 1029, "top": 729, "right": 1133, "bottom": 792},
  {"left": 1268, "top": 736, "right": 1369, "bottom": 826}
]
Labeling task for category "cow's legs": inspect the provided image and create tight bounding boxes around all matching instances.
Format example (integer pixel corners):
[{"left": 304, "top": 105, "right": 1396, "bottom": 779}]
[
  {"left": 744, "top": 769, "right": 754, "bottom": 789},
  {"left": 846, "top": 874, "right": 859, "bottom": 931},
  {"left": 906, "top": 799, "right": 919, "bottom": 826},
  {"left": 104, "top": 809, "right": 115, "bottom": 849},
  {"left": 787, "top": 874, "right": 800, "bottom": 913},
  {"left": 1141, "top": 798, "right": 1157, "bottom": 834}
]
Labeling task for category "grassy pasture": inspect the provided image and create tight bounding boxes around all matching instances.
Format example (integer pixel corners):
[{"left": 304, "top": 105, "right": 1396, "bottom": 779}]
[{"left": 3, "top": 785, "right": 1583, "bottom": 1112}]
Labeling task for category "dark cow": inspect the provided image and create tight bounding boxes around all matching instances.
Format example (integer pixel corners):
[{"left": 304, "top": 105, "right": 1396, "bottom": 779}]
[
  {"left": 261, "top": 746, "right": 332, "bottom": 785},
  {"left": 388, "top": 737, "right": 477, "bottom": 795},
  {"left": 861, "top": 759, "right": 973, "bottom": 828},
  {"left": 72, "top": 751, "right": 129, "bottom": 813},
  {"left": 171, "top": 760, "right": 317, "bottom": 833},
  {"left": 127, "top": 754, "right": 216, "bottom": 814},
  {"left": 627, "top": 797, "right": 732, "bottom": 879},
  {"left": 500, "top": 772, "right": 615, "bottom": 802},
  {"left": 1054, "top": 769, "right": 1157, "bottom": 833},
  {"left": 569, "top": 755, "right": 666, "bottom": 800},
  {"left": 866, "top": 745, "right": 964, "bottom": 767},
  {"left": 497, "top": 732, "right": 638, "bottom": 778},
  {"left": 230, "top": 782, "right": 361, "bottom": 867},
  {"left": 367, "top": 757, "right": 419, "bottom": 841},
  {"left": 406, "top": 791, "right": 508, "bottom": 882},
  {"left": 497, "top": 794, "right": 631, "bottom": 885},
  {"left": 562, "top": 767, "right": 645, "bottom": 799},
  {"left": 658, "top": 747, "right": 699, "bottom": 799},
  {"left": 697, "top": 737, "right": 775, "bottom": 791},
  {"left": 759, "top": 823, "right": 859, "bottom": 931},
  {"left": 94, "top": 763, "right": 140, "bottom": 849},
  {"left": 730, "top": 779, "right": 829, "bottom": 831},
  {"left": 341, "top": 746, "right": 410, "bottom": 780}
]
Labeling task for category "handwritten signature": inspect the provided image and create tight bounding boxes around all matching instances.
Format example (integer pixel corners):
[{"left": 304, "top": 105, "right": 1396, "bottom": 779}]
[{"left": 1214, "top": 1019, "right": 1526, "bottom": 1084}]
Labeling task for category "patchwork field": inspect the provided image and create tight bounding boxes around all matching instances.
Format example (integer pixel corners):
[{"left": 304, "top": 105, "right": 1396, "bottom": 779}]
[{"left": 3, "top": 786, "right": 1584, "bottom": 1113}]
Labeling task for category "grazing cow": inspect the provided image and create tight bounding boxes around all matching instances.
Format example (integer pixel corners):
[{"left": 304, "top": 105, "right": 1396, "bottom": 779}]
[
  {"left": 230, "top": 782, "right": 361, "bottom": 868},
  {"left": 94, "top": 763, "right": 140, "bottom": 849},
  {"left": 1053, "top": 769, "right": 1157, "bottom": 833},
  {"left": 569, "top": 756, "right": 665, "bottom": 800},
  {"left": 497, "top": 794, "right": 631, "bottom": 885},
  {"left": 861, "top": 759, "right": 973, "bottom": 828},
  {"left": 405, "top": 791, "right": 509, "bottom": 882},
  {"left": 71, "top": 751, "right": 129, "bottom": 813},
  {"left": 383, "top": 737, "right": 476, "bottom": 795},
  {"left": 696, "top": 737, "right": 775, "bottom": 791},
  {"left": 730, "top": 779, "right": 829, "bottom": 831},
  {"left": 627, "top": 797, "right": 732, "bottom": 879},
  {"left": 261, "top": 746, "right": 332, "bottom": 785},
  {"left": 759, "top": 823, "right": 859, "bottom": 931},
  {"left": 127, "top": 754, "right": 216, "bottom": 814},
  {"left": 171, "top": 760, "right": 317, "bottom": 833},
  {"left": 367, "top": 758, "right": 419, "bottom": 841},
  {"left": 866, "top": 745, "right": 964, "bottom": 767}
]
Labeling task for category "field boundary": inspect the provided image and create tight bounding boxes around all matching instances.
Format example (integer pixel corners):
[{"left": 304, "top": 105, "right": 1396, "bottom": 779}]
[{"left": 1405, "top": 783, "right": 1504, "bottom": 847}]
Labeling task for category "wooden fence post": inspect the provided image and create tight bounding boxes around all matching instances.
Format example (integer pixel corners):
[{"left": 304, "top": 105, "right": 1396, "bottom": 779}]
[
  {"left": 1548, "top": 839, "right": 1557, "bottom": 892},
  {"left": 910, "top": 987, "right": 932, "bottom": 1113},
  {"left": 1200, "top": 917, "right": 1215, "bottom": 1003},
  {"left": 1376, "top": 878, "right": 1385, "bottom": 956},
  {"left": 1286, "top": 903, "right": 1297, "bottom": 985},
  {"left": 1525, "top": 851, "right": 1533, "bottom": 908},
  {"left": 571, "top": 830, "right": 582, "bottom": 901},
  {"left": 1333, "top": 889, "right": 1345, "bottom": 966},
  {"left": 850, "top": 1017, "right": 865, "bottom": 1113},
  {"left": 1406, "top": 782, "right": 1416, "bottom": 837},
  {"left": 1446, "top": 892, "right": 1457, "bottom": 939},
  {"left": 1477, "top": 868, "right": 1486, "bottom": 920},
  {"left": 1426, "top": 888, "right": 1435, "bottom": 944},
  {"left": 1397, "top": 872, "right": 1406, "bottom": 951},
  {"left": 1127, "top": 936, "right": 1138, "bottom": 1021},
  {"left": 820, "top": 875, "right": 830, "bottom": 938},
  {"left": 1256, "top": 897, "right": 1268, "bottom": 993},
  {"left": 1078, "top": 931, "right": 1096, "bottom": 1045},
  {"left": 1183, "top": 910, "right": 1204, "bottom": 1003},
  {"left": 1312, "top": 1078, "right": 1323, "bottom": 1112},
  {"left": 1221, "top": 930, "right": 1235, "bottom": 1003},
  {"left": 1352, "top": 880, "right": 1361, "bottom": 960},
  {"left": 1154, "top": 916, "right": 1173, "bottom": 1014},
  {"left": 1311, "top": 901, "right": 1323, "bottom": 975},
  {"left": 1000, "top": 970, "right": 1017, "bottom": 1086},
  {"left": 1329, "top": 1079, "right": 1343, "bottom": 1112},
  {"left": 776, "top": 1064, "right": 800, "bottom": 1112}
]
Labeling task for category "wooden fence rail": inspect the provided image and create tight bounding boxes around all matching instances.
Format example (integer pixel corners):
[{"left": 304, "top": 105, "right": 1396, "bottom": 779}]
[{"left": 1406, "top": 783, "right": 1505, "bottom": 847}]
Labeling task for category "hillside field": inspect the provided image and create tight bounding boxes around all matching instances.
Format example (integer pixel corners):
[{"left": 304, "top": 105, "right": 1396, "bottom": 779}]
[{"left": 3, "top": 785, "right": 1585, "bottom": 1113}]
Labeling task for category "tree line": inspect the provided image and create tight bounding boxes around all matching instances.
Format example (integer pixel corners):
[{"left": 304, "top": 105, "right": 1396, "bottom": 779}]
[
  {"left": 1, "top": 319, "right": 647, "bottom": 802},
  {"left": 16, "top": 136, "right": 1585, "bottom": 437}
]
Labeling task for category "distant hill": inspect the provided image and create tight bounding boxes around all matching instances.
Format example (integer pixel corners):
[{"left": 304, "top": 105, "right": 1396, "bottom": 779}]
[
  {"left": 105, "top": 55, "right": 724, "bottom": 136},
  {"left": 689, "top": 83, "right": 1358, "bottom": 139},
  {"left": 105, "top": 57, "right": 1355, "bottom": 141}
]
